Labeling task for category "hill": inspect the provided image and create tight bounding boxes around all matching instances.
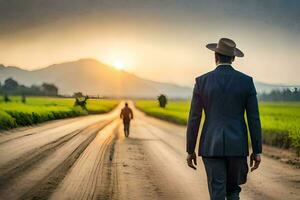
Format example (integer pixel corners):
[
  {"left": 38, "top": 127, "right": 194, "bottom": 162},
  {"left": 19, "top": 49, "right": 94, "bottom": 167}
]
[
  {"left": 0, "top": 59, "right": 298, "bottom": 98},
  {"left": 0, "top": 59, "right": 192, "bottom": 98}
]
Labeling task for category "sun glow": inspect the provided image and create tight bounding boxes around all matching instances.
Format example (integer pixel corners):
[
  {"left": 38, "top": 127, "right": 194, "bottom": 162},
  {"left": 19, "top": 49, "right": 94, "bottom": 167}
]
[{"left": 112, "top": 59, "right": 125, "bottom": 70}]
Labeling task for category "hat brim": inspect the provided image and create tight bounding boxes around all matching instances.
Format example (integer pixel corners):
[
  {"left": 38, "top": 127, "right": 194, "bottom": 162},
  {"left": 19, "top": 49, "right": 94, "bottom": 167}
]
[{"left": 206, "top": 43, "right": 244, "bottom": 57}]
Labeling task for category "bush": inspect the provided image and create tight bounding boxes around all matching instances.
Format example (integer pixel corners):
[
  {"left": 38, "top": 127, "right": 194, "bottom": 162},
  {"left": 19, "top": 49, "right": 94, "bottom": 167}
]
[
  {"left": 0, "top": 110, "right": 17, "bottom": 130},
  {"left": 0, "top": 97, "right": 117, "bottom": 131},
  {"left": 263, "top": 130, "right": 292, "bottom": 149},
  {"left": 5, "top": 108, "right": 88, "bottom": 128},
  {"left": 158, "top": 94, "right": 167, "bottom": 108}
]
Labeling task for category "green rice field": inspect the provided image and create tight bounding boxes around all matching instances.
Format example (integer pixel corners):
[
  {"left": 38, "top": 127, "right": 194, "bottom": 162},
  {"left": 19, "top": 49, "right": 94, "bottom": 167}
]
[
  {"left": 135, "top": 100, "right": 300, "bottom": 153},
  {"left": 0, "top": 96, "right": 118, "bottom": 130}
]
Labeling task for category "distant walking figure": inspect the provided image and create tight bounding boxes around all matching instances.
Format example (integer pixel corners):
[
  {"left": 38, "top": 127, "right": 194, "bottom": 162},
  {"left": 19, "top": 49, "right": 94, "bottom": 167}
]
[
  {"left": 120, "top": 102, "right": 134, "bottom": 137},
  {"left": 186, "top": 38, "right": 262, "bottom": 200}
]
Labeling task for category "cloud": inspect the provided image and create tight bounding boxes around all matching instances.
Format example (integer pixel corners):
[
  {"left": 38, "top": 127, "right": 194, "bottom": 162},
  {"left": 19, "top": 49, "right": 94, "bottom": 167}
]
[
  {"left": 0, "top": 0, "right": 299, "bottom": 35},
  {"left": 0, "top": 0, "right": 299, "bottom": 85}
]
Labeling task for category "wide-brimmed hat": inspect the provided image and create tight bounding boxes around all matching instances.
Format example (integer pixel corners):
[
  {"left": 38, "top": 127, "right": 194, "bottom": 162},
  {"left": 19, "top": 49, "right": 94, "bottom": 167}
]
[{"left": 206, "top": 38, "right": 244, "bottom": 57}]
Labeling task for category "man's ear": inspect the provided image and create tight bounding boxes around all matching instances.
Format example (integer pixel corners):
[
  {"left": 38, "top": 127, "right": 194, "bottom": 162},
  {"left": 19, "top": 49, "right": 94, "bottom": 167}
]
[
  {"left": 232, "top": 56, "right": 235, "bottom": 62},
  {"left": 215, "top": 53, "right": 219, "bottom": 64}
]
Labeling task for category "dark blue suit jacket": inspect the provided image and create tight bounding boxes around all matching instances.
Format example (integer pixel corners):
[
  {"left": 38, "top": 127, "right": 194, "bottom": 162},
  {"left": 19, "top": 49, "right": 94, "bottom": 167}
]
[{"left": 186, "top": 65, "right": 262, "bottom": 156}]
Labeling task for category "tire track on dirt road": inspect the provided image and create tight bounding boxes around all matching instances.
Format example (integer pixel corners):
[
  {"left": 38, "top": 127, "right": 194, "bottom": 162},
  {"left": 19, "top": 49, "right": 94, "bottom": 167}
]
[
  {"left": 0, "top": 120, "right": 115, "bottom": 200},
  {"left": 0, "top": 117, "right": 81, "bottom": 145},
  {"left": 0, "top": 120, "right": 111, "bottom": 187},
  {"left": 50, "top": 120, "right": 120, "bottom": 200}
]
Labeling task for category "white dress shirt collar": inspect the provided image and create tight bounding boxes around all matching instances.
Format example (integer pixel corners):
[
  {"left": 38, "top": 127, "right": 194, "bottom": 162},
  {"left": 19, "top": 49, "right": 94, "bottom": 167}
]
[{"left": 216, "top": 63, "right": 232, "bottom": 67}]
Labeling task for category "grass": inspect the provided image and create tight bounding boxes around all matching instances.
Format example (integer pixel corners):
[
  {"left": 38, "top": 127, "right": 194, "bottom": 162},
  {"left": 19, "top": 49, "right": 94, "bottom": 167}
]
[
  {"left": 259, "top": 102, "right": 300, "bottom": 152},
  {"left": 135, "top": 100, "right": 190, "bottom": 125},
  {"left": 0, "top": 96, "right": 119, "bottom": 130},
  {"left": 135, "top": 100, "right": 300, "bottom": 154}
]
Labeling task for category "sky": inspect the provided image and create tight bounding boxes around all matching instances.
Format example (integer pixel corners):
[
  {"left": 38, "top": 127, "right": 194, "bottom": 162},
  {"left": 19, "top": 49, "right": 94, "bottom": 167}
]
[{"left": 0, "top": 0, "right": 299, "bottom": 86}]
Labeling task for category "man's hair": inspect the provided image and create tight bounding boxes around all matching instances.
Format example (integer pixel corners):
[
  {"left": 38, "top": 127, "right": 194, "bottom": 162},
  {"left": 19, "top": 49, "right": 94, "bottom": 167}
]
[
  {"left": 125, "top": 102, "right": 128, "bottom": 106},
  {"left": 216, "top": 52, "right": 234, "bottom": 63}
]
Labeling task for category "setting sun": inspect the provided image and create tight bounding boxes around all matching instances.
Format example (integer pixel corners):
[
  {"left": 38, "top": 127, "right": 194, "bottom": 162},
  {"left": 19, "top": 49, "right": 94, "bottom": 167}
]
[{"left": 112, "top": 59, "right": 125, "bottom": 70}]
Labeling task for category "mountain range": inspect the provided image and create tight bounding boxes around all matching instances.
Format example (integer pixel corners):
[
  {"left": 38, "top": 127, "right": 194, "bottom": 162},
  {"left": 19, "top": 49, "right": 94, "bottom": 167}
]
[
  {"left": 0, "top": 59, "right": 192, "bottom": 98},
  {"left": 0, "top": 59, "right": 298, "bottom": 98}
]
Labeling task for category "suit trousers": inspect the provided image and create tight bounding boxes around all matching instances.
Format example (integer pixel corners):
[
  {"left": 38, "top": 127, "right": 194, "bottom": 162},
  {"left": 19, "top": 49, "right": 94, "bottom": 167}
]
[
  {"left": 123, "top": 120, "right": 130, "bottom": 136},
  {"left": 202, "top": 156, "right": 248, "bottom": 200}
]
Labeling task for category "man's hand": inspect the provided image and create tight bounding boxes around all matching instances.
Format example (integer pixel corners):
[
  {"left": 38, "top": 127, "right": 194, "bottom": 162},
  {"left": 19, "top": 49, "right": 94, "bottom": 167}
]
[
  {"left": 186, "top": 152, "right": 197, "bottom": 170},
  {"left": 250, "top": 153, "right": 261, "bottom": 172}
]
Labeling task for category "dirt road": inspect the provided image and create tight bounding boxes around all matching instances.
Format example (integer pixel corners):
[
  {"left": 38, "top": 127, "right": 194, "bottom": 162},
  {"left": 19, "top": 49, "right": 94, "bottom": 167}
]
[{"left": 0, "top": 102, "right": 299, "bottom": 200}]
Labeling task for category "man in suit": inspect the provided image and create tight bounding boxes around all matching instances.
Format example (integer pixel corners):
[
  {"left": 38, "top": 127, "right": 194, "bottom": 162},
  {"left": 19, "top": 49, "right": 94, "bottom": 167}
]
[
  {"left": 186, "top": 38, "right": 262, "bottom": 200},
  {"left": 120, "top": 102, "right": 133, "bottom": 137}
]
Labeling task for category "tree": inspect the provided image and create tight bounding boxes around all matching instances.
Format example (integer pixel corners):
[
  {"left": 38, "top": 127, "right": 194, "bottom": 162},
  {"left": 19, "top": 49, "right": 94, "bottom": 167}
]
[
  {"left": 3, "top": 78, "right": 19, "bottom": 92},
  {"left": 41, "top": 83, "right": 58, "bottom": 96},
  {"left": 74, "top": 96, "right": 89, "bottom": 110},
  {"left": 4, "top": 93, "right": 10, "bottom": 102},
  {"left": 158, "top": 94, "right": 168, "bottom": 108},
  {"left": 258, "top": 88, "right": 300, "bottom": 101},
  {"left": 73, "top": 92, "right": 84, "bottom": 98},
  {"left": 30, "top": 85, "right": 42, "bottom": 95},
  {"left": 0, "top": 78, "right": 59, "bottom": 96},
  {"left": 22, "top": 94, "right": 26, "bottom": 104}
]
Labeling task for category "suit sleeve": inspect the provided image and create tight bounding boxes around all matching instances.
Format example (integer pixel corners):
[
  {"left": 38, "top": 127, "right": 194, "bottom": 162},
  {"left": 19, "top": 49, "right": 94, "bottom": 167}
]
[
  {"left": 130, "top": 108, "right": 134, "bottom": 119},
  {"left": 186, "top": 81, "right": 203, "bottom": 154},
  {"left": 246, "top": 78, "right": 262, "bottom": 154},
  {"left": 120, "top": 109, "right": 123, "bottom": 119}
]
